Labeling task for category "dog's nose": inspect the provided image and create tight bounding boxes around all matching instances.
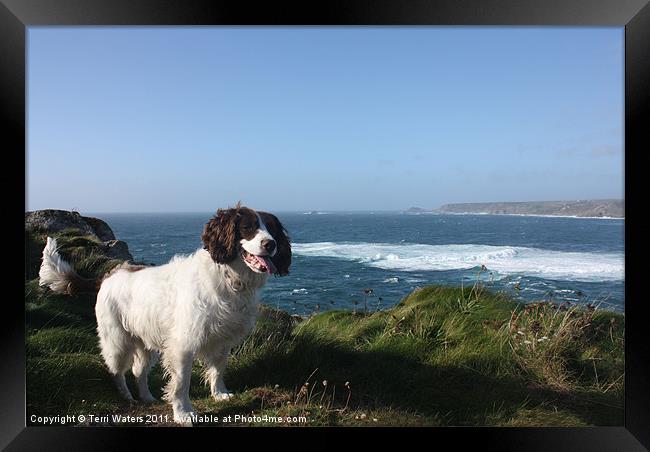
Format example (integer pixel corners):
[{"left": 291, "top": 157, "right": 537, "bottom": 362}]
[{"left": 262, "top": 239, "right": 276, "bottom": 253}]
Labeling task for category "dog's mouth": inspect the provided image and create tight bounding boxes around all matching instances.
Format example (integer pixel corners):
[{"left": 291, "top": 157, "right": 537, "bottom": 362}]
[{"left": 241, "top": 249, "right": 277, "bottom": 275}]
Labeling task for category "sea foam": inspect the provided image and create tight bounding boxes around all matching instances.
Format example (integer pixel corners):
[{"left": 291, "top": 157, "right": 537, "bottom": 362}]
[{"left": 292, "top": 242, "right": 624, "bottom": 282}]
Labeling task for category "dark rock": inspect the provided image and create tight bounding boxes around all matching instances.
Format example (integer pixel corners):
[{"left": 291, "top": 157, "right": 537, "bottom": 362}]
[
  {"left": 26, "top": 209, "right": 134, "bottom": 262},
  {"left": 99, "top": 240, "right": 134, "bottom": 261},
  {"left": 25, "top": 209, "right": 96, "bottom": 237},
  {"left": 82, "top": 216, "right": 116, "bottom": 241},
  {"left": 25, "top": 209, "right": 117, "bottom": 241}
]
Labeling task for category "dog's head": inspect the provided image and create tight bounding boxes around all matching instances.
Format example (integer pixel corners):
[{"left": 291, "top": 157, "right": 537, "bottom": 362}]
[{"left": 201, "top": 203, "right": 291, "bottom": 276}]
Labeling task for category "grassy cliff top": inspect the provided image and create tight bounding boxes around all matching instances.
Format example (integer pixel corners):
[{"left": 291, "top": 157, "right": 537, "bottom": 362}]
[{"left": 25, "top": 227, "right": 624, "bottom": 426}]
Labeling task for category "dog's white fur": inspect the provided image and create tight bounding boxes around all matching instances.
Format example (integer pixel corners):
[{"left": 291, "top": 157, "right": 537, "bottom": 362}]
[{"left": 39, "top": 217, "right": 280, "bottom": 426}]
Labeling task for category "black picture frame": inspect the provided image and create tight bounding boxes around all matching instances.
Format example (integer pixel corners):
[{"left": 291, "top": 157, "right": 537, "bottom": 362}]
[{"left": 5, "top": 0, "right": 649, "bottom": 449}]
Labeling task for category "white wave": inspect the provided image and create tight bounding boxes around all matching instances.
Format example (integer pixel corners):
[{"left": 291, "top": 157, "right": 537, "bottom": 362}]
[
  {"left": 292, "top": 242, "right": 624, "bottom": 282},
  {"left": 383, "top": 277, "right": 400, "bottom": 283}
]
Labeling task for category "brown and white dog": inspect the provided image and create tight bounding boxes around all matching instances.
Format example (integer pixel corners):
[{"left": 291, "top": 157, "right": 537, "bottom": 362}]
[{"left": 38, "top": 204, "right": 291, "bottom": 425}]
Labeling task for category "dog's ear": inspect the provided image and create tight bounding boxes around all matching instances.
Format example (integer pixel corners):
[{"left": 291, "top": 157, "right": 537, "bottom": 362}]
[
  {"left": 202, "top": 207, "right": 240, "bottom": 263},
  {"left": 259, "top": 212, "right": 291, "bottom": 276}
]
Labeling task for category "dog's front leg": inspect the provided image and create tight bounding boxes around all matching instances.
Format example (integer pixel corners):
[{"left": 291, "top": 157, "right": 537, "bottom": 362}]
[
  {"left": 203, "top": 347, "right": 234, "bottom": 401},
  {"left": 162, "top": 349, "right": 196, "bottom": 426}
]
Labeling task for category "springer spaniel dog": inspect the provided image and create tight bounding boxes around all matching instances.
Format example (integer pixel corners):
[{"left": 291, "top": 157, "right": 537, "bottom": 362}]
[{"left": 38, "top": 204, "right": 291, "bottom": 425}]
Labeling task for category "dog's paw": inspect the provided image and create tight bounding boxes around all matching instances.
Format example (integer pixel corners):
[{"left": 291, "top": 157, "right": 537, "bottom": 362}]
[
  {"left": 173, "top": 411, "right": 196, "bottom": 427},
  {"left": 213, "top": 392, "right": 234, "bottom": 401}
]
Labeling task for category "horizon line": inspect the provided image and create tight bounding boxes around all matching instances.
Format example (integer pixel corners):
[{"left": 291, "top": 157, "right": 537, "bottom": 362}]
[{"left": 26, "top": 197, "right": 625, "bottom": 216}]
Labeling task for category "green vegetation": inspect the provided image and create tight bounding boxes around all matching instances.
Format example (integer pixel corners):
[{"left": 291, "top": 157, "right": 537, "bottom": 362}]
[{"left": 25, "top": 229, "right": 624, "bottom": 427}]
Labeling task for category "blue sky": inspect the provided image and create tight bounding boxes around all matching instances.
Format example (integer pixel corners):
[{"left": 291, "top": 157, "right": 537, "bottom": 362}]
[{"left": 27, "top": 27, "right": 623, "bottom": 213}]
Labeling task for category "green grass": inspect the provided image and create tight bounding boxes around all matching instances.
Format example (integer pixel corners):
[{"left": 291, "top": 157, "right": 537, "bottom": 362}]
[{"left": 25, "top": 229, "right": 624, "bottom": 427}]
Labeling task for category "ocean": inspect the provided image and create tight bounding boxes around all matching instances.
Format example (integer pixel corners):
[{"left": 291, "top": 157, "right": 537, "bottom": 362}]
[{"left": 97, "top": 212, "right": 625, "bottom": 314}]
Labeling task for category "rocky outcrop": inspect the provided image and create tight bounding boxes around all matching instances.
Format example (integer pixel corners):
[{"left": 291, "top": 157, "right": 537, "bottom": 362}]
[
  {"left": 98, "top": 240, "right": 133, "bottom": 261},
  {"left": 81, "top": 216, "right": 116, "bottom": 242},
  {"left": 25, "top": 210, "right": 115, "bottom": 239},
  {"left": 25, "top": 209, "right": 133, "bottom": 261}
]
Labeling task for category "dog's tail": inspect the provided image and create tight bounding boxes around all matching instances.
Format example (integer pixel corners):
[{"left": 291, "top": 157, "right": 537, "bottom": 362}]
[{"left": 39, "top": 237, "right": 100, "bottom": 295}]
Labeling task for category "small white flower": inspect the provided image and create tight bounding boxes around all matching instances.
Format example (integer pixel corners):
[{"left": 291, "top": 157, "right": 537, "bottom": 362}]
[{"left": 523, "top": 340, "right": 532, "bottom": 344}]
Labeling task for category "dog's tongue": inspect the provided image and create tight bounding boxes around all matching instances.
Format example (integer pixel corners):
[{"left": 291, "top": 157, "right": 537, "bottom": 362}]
[{"left": 254, "top": 255, "right": 277, "bottom": 275}]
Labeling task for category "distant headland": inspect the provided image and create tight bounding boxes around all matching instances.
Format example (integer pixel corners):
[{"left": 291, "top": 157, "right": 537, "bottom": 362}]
[{"left": 406, "top": 199, "right": 624, "bottom": 218}]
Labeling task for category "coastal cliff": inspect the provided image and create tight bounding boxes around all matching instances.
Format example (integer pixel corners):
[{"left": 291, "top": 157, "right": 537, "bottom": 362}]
[
  {"left": 434, "top": 199, "right": 624, "bottom": 218},
  {"left": 25, "top": 210, "right": 134, "bottom": 280},
  {"left": 25, "top": 212, "right": 624, "bottom": 427}
]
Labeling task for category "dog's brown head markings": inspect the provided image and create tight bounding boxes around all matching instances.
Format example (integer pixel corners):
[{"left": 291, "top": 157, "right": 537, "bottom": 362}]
[
  {"left": 257, "top": 211, "right": 291, "bottom": 276},
  {"left": 201, "top": 203, "right": 291, "bottom": 276}
]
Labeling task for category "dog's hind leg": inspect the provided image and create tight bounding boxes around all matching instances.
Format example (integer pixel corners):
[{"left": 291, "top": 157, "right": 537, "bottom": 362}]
[
  {"left": 112, "top": 373, "right": 134, "bottom": 402},
  {"left": 100, "top": 339, "right": 135, "bottom": 401},
  {"left": 95, "top": 294, "right": 135, "bottom": 401},
  {"left": 132, "top": 344, "right": 159, "bottom": 403},
  {"left": 103, "top": 342, "right": 135, "bottom": 401}
]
